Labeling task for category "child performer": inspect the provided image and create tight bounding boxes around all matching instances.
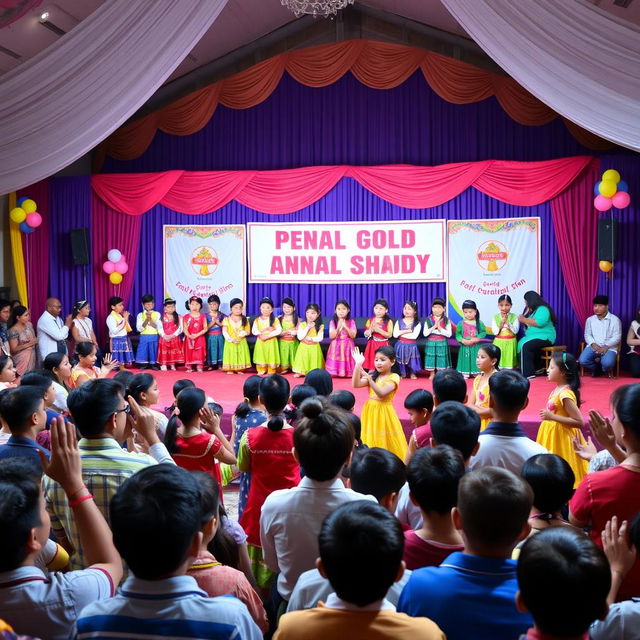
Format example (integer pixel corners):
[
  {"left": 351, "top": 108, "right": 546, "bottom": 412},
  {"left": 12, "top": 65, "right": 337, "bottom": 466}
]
[
  {"left": 205, "top": 294, "right": 226, "bottom": 370},
  {"left": 292, "top": 303, "right": 325, "bottom": 378},
  {"left": 158, "top": 298, "right": 183, "bottom": 371},
  {"left": 183, "top": 296, "right": 207, "bottom": 373},
  {"left": 363, "top": 298, "right": 393, "bottom": 370},
  {"left": 352, "top": 345, "right": 408, "bottom": 460},
  {"left": 536, "top": 352, "right": 588, "bottom": 487},
  {"left": 455, "top": 299, "right": 487, "bottom": 378},
  {"left": 491, "top": 294, "right": 520, "bottom": 369},
  {"left": 467, "top": 343, "right": 500, "bottom": 431},
  {"left": 326, "top": 299, "right": 357, "bottom": 377},
  {"left": 135, "top": 294, "right": 163, "bottom": 370},
  {"left": 394, "top": 300, "right": 422, "bottom": 379},
  {"left": 278, "top": 297, "right": 299, "bottom": 374},
  {"left": 71, "top": 343, "right": 117, "bottom": 387},
  {"left": 251, "top": 297, "right": 282, "bottom": 375},
  {"left": 222, "top": 298, "right": 251, "bottom": 375},
  {"left": 106, "top": 296, "right": 133, "bottom": 367},
  {"left": 423, "top": 297, "right": 452, "bottom": 376}
]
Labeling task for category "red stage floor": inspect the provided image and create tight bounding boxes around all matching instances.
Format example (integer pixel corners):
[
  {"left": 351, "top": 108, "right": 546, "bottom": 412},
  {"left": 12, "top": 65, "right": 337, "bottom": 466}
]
[{"left": 136, "top": 367, "right": 632, "bottom": 442}]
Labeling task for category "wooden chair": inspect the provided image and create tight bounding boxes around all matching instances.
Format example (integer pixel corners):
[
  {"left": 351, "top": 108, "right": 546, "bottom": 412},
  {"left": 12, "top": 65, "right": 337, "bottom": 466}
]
[
  {"left": 578, "top": 342, "right": 620, "bottom": 379},
  {"left": 540, "top": 345, "right": 567, "bottom": 371}
]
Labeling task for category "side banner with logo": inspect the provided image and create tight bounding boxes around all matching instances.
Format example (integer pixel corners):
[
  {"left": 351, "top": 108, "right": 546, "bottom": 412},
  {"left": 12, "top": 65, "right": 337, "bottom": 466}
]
[
  {"left": 447, "top": 218, "right": 540, "bottom": 327},
  {"left": 163, "top": 225, "right": 246, "bottom": 314}
]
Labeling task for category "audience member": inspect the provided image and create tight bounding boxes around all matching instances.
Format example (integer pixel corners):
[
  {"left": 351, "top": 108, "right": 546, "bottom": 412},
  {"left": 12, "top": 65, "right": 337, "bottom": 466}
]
[
  {"left": 127, "top": 372, "right": 168, "bottom": 439},
  {"left": 349, "top": 447, "right": 405, "bottom": 512},
  {"left": 0, "top": 420, "right": 122, "bottom": 640},
  {"left": 305, "top": 368, "right": 333, "bottom": 396},
  {"left": 285, "top": 383, "right": 317, "bottom": 424},
  {"left": 75, "top": 464, "right": 262, "bottom": 639},
  {"left": 469, "top": 369, "right": 547, "bottom": 473},
  {"left": 42, "top": 353, "right": 72, "bottom": 413},
  {"left": 42, "top": 378, "right": 175, "bottom": 569},
  {"left": 404, "top": 446, "right": 465, "bottom": 570},
  {"left": 8, "top": 306, "right": 37, "bottom": 377},
  {"left": 578, "top": 294, "right": 621, "bottom": 377},
  {"left": 0, "top": 299, "right": 10, "bottom": 356},
  {"left": 403, "top": 389, "right": 434, "bottom": 464},
  {"left": 432, "top": 368, "right": 467, "bottom": 404},
  {"left": 397, "top": 467, "right": 534, "bottom": 640},
  {"left": 569, "top": 383, "right": 640, "bottom": 600},
  {"left": 36, "top": 298, "right": 71, "bottom": 361},
  {"left": 276, "top": 501, "right": 445, "bottom": 640},
  {"left": 516, "top": 527, "right": 610, "bottom": 639},
  {"left": 0, "top": 354, "right": 17, "bottom": 390},
  {"left": 327, "top": 389, "right": 355, "bottom": 412}
]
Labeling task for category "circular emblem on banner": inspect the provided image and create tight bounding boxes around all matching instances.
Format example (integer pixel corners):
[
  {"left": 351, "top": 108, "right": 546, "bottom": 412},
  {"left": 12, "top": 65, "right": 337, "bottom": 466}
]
[
  {"left": 191, "top": 246, "right": 219, "bottom": 276},
  {"left": 476, "top": 241, "right": 508, "bottom": 272}
]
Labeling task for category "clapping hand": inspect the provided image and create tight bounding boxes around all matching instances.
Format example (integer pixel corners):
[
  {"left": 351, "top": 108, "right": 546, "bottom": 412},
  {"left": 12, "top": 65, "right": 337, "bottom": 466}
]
[
  {"left": 589, "top": 410, "right": 618, "bottom": 450},
  {"left": 602, "top": 516, "right": 637, "bottom": 578},
  {"left": 572, "top": 435, "right": 597, "bottom": 461},
  {"left": 38, "top": 417, "right": 83, "bottom": 494},
  {"left": 101, "top": 353, "right": 119, "bottom": 372},
  {"left": 200, "top": 406, "right": 221, "bottom": 434}
]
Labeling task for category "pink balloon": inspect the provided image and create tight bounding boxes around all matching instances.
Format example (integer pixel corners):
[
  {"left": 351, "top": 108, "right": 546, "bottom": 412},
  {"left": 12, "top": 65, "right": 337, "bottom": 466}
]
[
  {"left": 114, "top": 259, "right": 129, "bottom": 275},
  {"left": 612, "top": 191, "right": 631, "bottom": 209},
  {"left": 103, "top": 261, "right": 115, "bottom": 274},
  {"left": 594, "top": 195, "right": 612, "bottom": 212},
  {"left": 25, "top": 212, "right": 42, "bottom": 228}
]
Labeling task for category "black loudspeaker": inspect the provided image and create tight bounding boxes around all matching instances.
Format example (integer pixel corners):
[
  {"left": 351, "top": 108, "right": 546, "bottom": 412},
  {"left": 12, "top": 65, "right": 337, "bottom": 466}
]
[
  {"left": 70, "top": 228, "right": 90, "bottom": 266},
  {"left": 597, "top": 218, "right": 618, "bottom": 263}
]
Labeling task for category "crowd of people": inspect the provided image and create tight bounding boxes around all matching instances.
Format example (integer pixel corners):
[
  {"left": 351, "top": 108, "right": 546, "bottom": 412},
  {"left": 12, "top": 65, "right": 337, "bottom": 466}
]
[{"left": 0, "top": 290, "right": 639, "bottom": 639}]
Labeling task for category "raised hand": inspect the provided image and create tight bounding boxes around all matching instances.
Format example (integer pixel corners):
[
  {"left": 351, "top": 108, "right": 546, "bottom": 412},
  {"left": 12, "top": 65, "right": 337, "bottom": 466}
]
[
  {"left": 572, "top": 435, "right": 597, "bottom": 461},
  {"left": 352, "top": 347, "right": 365, "bottom": 367},
  {"left": 589, "top": 410, "right": 618, "bottom": 450},
  {"left": 128, "top": 395, "right": 159, "bottom": 445},
  {"left": 38, "top": 417, "right": 83, "bottom": 494},
  {"left": 602, "top": 516, "right": 636, "bottom": 577},
  {"left": 199, "top": 406, "right": 221, "bottom": 434}
]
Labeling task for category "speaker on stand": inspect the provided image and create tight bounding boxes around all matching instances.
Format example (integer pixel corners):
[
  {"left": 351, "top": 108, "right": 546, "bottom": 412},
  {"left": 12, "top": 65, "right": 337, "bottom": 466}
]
[{"left": 70, "top": 228, "right": 90, "bottom": 300}]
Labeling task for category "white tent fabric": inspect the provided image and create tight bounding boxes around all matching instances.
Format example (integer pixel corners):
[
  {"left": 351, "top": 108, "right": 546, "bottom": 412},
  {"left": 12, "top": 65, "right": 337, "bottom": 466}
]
[
  {"left": 0, "top": 0, "right": 229, "bottom": 194},
  {"left": 441, "top": 0, "right": 640, "bottom": 152}
]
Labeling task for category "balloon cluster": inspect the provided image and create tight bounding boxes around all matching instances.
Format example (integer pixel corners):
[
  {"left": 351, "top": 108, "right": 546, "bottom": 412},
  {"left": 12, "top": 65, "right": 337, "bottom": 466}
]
[
  {"left": 102, "top": 249, "right": 129, "bottom": 285},
  {"left": 9, "top": 197, "right": 43, "bottom": 234},
  {"left": 594, "top": 169, "right": 631, "bottom": 212}
]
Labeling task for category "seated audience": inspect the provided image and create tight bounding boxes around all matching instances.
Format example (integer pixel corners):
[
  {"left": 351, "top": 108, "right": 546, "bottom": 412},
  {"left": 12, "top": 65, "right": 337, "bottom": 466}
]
[
  {"left": 590, "top": 514, "right": 640, "bottom": 638},
  {"left": 469, "top": 369, "right": 547, "bottom": 473},
  {"left": 42, "top": 353, "right": 72, "bottom": 413},
  {"left": 0, "top": 354, "right": 18, "bottom": 391},
  {"left": 75, "top": 464, "right": 262, "bottom": 639},
  {"left": 403, "top": 389, "right": 434, "bottom": 464},
  {"left": 349, "top": 447, "right": 406, "bottom": 512},
  {"left": 187, "top": 472, "right": 268, "bottom": 633},
  {"left": 275, "top": 501, "right": 445, "bottom": 640},
  {"left": 20, "top": 370, "right": 61, "bottom": 430},
  {"left": 127, "top": 373, "right": 168, "bottom": 439},
  {"left": 516, "top": 527, "right": 610, "bottom": 639},
  {"left": 432, "top": 368, "right": 467, "bottom": 404},
  {"left": 0, "top": 387, "right": 48, "bottom": 469},
  {"left": 261, "top": 397, "right": 376, "bottom": 610},
  {"left": 0, "top": 421, "right": 122, "bottom": 640},
  {"left": 569, "top": 383, "right": 640, "bottom": 601},
  {"left": 397, "top": 467, "right": 534, "bottom": 640},
  {"left": 304, "top": 368, "right": 333, "bottom": 396},
  {"left": 42, "top": 378, "right": 175, "bottom": 569},
  {"left": 404, "top": 445, "right": 465, "bottom": 570},
  {"left": 327, "top": 389, "right": 355, "bottom": 412},
  {"left": 285, "top": 383, "right": 317, "bottom": 424},
  {"left": 578, "top": 294, "right": 621, "bottom": 377}
]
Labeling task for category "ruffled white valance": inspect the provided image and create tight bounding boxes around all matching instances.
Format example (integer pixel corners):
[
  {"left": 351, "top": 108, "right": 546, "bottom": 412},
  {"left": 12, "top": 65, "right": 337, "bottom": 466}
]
[
  {"left": 0, "top": 0, "right": 228, "bottom": 194},
  {"left": 441, "top": 0, "right": 640, "bottom": 152}
]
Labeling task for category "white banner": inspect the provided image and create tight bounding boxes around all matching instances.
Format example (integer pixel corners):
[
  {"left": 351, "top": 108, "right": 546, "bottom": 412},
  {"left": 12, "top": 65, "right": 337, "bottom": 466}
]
[
  {"left": 447, "top": 218, "right": 540, "bottom": 327},
  {"left": 248, "top": 220, "right": 446, "bottom": 284},
  {"left": 163, "top": 225, "right": 246, "bottom": 314}
]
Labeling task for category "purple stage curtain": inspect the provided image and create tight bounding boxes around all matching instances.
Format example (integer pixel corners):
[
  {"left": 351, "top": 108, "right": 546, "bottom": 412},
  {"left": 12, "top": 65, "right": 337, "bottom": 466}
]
[
  {"left": 49, "top": 176, "right": 94, "bottom": 315},
  {"left": 128, "top": 177, "right": 582, "bottom": 351},
  {"left": 91, "top": 195, "right": 142, "bottom": 345},
  {"left": 102, "top": 71, "right": 622, "bottom": 174},
  {"left": 18, "top": 181, "right": 49, "bottom": 321},
  {"left": 550, "top": 159, "right": 600, "bottom": 327}
]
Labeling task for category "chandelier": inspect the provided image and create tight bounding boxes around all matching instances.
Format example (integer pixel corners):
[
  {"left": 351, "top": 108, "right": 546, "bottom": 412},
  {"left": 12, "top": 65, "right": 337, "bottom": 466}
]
[{"left": 281, "top": 0, "right": 355, "bottom": 18}]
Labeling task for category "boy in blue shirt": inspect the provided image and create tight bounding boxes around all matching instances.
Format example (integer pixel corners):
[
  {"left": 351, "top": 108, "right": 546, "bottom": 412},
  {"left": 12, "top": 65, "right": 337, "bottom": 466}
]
[{"left": 397, "top": 466, "right": 534, "bottom": 640}]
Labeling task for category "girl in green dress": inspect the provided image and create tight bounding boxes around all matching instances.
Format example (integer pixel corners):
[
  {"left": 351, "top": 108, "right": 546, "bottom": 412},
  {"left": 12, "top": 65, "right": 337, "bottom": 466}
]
[
  {"left": 278, "top": 297, "right": 299, "bottom": 374},
  {"left": 455, "top": 299, "right": 487, "bottom": 378},
  {"left": 491, "top": 294, "right": 520, "bottom": 369},
  {"left": 293, "top": 303, "right": 325, "bottom": 377}
]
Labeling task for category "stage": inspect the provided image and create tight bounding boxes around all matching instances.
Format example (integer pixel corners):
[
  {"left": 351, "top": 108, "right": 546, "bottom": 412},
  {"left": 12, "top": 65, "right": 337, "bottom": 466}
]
[{"left": 142, "top": 368, "right": 633, "bottom": 443}]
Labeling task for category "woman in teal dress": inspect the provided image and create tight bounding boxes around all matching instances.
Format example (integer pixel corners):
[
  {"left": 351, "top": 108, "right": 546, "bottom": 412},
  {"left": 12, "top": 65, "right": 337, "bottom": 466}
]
[{"left": 517, "top": 290, "right": 557, "bottom": 378}]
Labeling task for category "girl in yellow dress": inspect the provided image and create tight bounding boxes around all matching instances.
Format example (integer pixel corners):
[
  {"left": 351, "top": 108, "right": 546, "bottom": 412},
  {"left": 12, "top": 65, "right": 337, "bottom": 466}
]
[
  {"left": 467, "top": 343, "right": 500, "bottom": 431},
  {"left": 278, "top": 297, "right": 299, "bottom": 374},
  {"left": 352, "top": 345, "right": 407, "bottom": 460},
  {"left": 536, "top": 352, "right": 588, "bottom": 487},
  {"left": 251, "top": 297, "right": 281, "bottom": 375},
  {"left": 222, "top": 298, "right": 251, "bottom": 374}
]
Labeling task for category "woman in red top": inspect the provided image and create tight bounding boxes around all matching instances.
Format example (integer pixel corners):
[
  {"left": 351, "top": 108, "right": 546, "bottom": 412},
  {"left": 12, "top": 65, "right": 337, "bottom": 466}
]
[
  {"left": 164, "top": 387, "right": 236, "bottom": 481},
  {"left": 238, "top": 374, "right": 300, "bottom": 589}
]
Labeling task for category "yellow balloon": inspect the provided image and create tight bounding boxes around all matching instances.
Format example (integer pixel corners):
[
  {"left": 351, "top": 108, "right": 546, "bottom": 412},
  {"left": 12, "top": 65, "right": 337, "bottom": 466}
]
[
  {"left": 599, "top": 261, "right": 613, "bottom": 273},
  {"left": 9, "top": 207, "right": 26, "bottom": 223},
  {"left": 21, "top": 199, "right": 37, "bottom": 214},
  {"left": 602, "top": 169, "right": 620, "bottom": 184},
  {"left": 109, "top": 272, "right": 123, "bottom": 285},
  {"left": 598, "top": 180, "right": 617, "bottom": 198}
]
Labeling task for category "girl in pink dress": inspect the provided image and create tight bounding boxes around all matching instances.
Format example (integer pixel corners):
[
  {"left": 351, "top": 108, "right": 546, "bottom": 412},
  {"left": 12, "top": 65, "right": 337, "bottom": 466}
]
[
  {"left": 326, "top": 299, "right": 357, "bottom": 377},
  {"left": 183, "top": 296, "right": 207, "bottom": 373}
]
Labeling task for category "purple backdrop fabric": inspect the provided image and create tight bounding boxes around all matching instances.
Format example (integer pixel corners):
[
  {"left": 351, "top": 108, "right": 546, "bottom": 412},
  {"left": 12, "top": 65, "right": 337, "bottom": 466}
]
[
  {"left": 101, "top": 71, "right": 628, "bottom": 174},
  {"left": 128, "top": 177, "right": 584, "bottom": 351},
  {"left": 49, "top": 176, "right": 94, "bottom": 315}
]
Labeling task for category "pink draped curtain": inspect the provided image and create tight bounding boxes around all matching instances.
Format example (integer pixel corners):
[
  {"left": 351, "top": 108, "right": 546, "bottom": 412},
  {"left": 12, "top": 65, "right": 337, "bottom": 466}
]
[{"left": 550, "top": 158, "right": 601, "bottom": 326}]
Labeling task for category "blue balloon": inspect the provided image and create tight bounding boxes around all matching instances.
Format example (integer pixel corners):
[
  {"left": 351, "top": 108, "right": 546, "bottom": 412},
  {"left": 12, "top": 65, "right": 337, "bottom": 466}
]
[
  {"left": 19, "top": 222, "right": 35, "bottom": 234},
  {"left": 16, "top": 197, "right": 28, "bottom": 206},
  {"left": 594, "top": 181, "right": 601, "bottom": 195},
  {"left": 617, "top": 180, "right": 628, "bottom": 193}
]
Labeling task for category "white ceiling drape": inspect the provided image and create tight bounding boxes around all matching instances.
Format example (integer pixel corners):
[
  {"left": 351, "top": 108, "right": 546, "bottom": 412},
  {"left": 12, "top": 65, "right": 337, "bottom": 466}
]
[
  {"left": 0, "top": 0, "right": 229, "bottom": 195},
  {"left": 441, "top": 0, "right": 640, "bottom": 152}
]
